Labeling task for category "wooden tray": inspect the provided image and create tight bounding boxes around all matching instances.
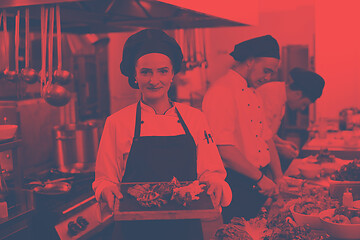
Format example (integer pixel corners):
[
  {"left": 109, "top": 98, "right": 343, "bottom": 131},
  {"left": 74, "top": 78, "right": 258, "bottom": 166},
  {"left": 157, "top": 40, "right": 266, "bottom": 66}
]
[{"left": 114, "top": 182, "right": 220, "bottom": 221}]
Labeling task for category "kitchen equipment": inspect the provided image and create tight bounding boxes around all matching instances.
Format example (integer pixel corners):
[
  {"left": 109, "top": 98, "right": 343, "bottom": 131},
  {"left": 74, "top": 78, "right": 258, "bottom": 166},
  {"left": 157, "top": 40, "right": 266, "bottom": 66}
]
[
  {"left": 339, "top": 108, "right": 360, "bottom": 130},
  {"left": 43, "top": 83, "right": 71, "bottom": 106},
  {"left": 40, "top": 6, "right": 47, "bottom": 96},
  {"left": 0, "top": 125, "right": 17, "bottom": 142},
  {"left": 329, "top": 179, "right": 360, "bottom": 201},
  {"left": 320, "top": 208, "right": 360, "bottom": 240},
  {"left": 53, "top": 121, "right": 101, "bottom": 173},
  {"left": 23, "top": 170, "right": 113, "bottom": 239},
  {"left": 53, "top": 4, "right": 73, "bottom": 85},
  {"left": 0, "top": 10, "right": 8, "bottom": 81},
  {"left": 33, "top": 181, "right": 71, "bottom": 195},
  {"left": 0, "top": 168, "right": 8, "bottom": 201},
  {"left": 290, "top": 205, "right": 323, "bottom": 230},
  {"left": 43, "top": 7, "right": 71, "bottom": 107},
  {"left": 114, "top": 182, "right": 219, "bottom": 221},
  {"left": 27, "top": 176, "right": 74, "bottom": 187},
  {"left": 20, "top": 8, "right": 39, "bottom": 84},
  {"left": 4, "top": 10, "right": 20, "bottom": 82},
  {"left": 298, "top": 163, "right": 321, "bottom": 179}
]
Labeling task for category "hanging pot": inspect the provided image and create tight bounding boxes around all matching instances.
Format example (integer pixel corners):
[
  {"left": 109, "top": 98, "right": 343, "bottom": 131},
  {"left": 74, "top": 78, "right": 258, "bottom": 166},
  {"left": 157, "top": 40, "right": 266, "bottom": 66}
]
[
  {"left": 20, "top": 8, "right": 39, "bottom": 84},
  {"left": 53, "top": 4, "right": 73, "bottom": 85}
]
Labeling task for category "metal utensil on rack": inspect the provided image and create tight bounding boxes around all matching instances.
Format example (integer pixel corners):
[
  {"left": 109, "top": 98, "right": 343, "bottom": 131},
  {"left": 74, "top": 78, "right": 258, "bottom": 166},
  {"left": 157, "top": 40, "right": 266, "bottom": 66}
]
[
  {"left": 1, "top": 10, "right": 9, "bottom": 81},
  {"left": 20, "top": 8, "right": 39, "bottom": 84},
  {"left": 28, "top": 176, "right": 74, "bottom": 187},
  {"left": 53, "top": 4, "right": 73, "bottom": 85},
  {"left": 4, "top": 10, "right": 20, "bottom": 82},
  {"left": 43, "top": 7, "right": 71, "bottom": 107}
]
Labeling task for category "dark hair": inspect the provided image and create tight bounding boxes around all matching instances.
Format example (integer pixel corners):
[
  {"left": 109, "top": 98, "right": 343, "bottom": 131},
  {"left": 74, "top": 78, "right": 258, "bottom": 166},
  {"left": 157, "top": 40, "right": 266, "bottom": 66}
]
[{"left": 289, "top": 68, "right": 325, "bottom": 102}]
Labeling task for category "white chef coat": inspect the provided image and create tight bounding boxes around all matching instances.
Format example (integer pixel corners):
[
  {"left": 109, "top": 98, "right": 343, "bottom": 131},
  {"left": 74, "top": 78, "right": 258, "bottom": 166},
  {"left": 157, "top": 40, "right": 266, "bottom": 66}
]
[
  {"left": 257, "top": 81, "right": 286, "bottom": 135},
  {"left": 93, "top": 101, "right": 231, "bottom": 204},
  {"left": 202, "top": 69, "right": 273, "bottom": 169}
]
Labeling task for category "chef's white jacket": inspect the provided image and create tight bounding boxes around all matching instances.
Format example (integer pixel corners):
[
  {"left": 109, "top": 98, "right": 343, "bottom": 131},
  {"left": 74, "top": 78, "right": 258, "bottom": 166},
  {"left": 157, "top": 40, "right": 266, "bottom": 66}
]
[
  {"left": 202, "top": 69, "right": 273, "bottom": 169},
  {"left": 257, "top": 81, "right": 286, "bottom": 135},
  {"left": 93, "top": 101, "right": 231, "bottom": 205}
]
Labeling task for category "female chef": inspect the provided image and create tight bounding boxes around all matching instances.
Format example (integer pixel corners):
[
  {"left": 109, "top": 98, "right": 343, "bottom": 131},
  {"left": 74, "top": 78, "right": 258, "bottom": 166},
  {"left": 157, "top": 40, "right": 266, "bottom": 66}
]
[{"left": 92, "top": 29, "right": 231, "bottom": 240}]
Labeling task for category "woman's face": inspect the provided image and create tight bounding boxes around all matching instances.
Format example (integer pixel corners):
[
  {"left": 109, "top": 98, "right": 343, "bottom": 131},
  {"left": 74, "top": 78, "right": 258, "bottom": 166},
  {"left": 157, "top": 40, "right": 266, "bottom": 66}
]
[{"left": 135, "top": 53, "right": 174, "bottom": 102}]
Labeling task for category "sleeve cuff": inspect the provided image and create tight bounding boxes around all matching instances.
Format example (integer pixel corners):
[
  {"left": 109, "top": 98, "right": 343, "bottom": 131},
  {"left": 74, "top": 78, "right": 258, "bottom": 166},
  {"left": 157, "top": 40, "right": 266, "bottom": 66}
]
[{"left": 93, "top": 180, "right": 118, "bottom": 202}]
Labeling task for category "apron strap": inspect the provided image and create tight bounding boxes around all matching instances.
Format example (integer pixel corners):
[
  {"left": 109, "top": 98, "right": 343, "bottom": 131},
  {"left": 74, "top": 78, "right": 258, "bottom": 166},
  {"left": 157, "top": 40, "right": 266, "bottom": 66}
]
[
  {"left": 175, "top": 107, "right": 191, "bottom": 136},
  {"left": 134, "top": 101, "right": 142, "bottom": 138},
  {"left": 134, "top": 101, "right": 192, "bottom": 138}
]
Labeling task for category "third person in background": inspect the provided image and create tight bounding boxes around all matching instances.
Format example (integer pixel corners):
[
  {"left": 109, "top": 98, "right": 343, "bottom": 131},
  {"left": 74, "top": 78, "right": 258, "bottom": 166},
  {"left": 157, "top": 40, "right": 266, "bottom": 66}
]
[{"left": 257, "top": 67, "right": 325, "bottom": 172}]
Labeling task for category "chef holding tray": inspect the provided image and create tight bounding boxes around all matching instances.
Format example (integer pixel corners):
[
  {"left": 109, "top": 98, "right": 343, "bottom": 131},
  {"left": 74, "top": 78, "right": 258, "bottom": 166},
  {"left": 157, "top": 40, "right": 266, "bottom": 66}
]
[{"left": 92, "top": 29, "right": 231, "bottom": 240}]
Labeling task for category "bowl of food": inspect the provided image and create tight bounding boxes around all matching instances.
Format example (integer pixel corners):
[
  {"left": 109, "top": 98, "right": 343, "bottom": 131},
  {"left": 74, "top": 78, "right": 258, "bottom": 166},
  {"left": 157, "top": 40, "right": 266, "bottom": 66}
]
[
  {"left": 319, "top": 207, "right": 360, "bottom": 239},
  {"left": 298, "top": 164, "right": 321, "bottom": 179},
  {"left": 290, "top": 203, "right": 323, "bottom": 229},
  {"left": 329, "top": 161, "right": 360, "bottom": 199},
  {"left": 0, "top": 125, "right": 18, "bottom": 141}
]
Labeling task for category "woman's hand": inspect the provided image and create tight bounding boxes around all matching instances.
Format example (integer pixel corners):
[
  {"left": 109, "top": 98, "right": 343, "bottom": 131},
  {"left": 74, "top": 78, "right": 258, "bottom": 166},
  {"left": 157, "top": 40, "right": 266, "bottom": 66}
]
[
  {"left": 256, "top": 175, "right": 277, "bottom": 197},
  {"left": 206, "top": 180, "right": 232, "bottom": 207},
  {"left": 101, "top": 184, "right": 123, "bottom": 211}
]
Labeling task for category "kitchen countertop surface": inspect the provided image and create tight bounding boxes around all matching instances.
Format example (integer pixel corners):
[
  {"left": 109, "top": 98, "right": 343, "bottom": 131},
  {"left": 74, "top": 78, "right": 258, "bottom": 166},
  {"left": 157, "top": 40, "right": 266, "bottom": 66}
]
[
  {"left": 213, "top": 155, "right": 357, "bottom": 240},
  {"left": 301, "top": 131, "right": 360, "bottom": 159}
]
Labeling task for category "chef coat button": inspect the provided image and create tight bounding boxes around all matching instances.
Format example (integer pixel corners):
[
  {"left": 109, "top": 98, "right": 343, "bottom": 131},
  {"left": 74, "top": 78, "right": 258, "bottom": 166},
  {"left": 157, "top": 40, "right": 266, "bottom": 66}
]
[
  {"left": 258, "top": 150, "right": 261, "bottom": 153},
  {"left": 259, "top": 121, "right": 262, "bottom": 124},
  {"left": 248, "top": 104, "right": 250, "bottom": 106},
  {"left": 242, "top": 89, "right": 244, "bottom": 91},
  {"left": 177, "top": 120, "right": 181, "bottom": 123},
  {"left": 256, "top": 135, "right": 258, "bottom": 137},
  {"left": 140, "top": 121, "right": 144, "bottom": 124},
  {"left": 250, "top": 120, "right": 253, "bottom": 122},
  {"left": 258, "top": 106, "right": 260, "bottom": 109},
  {"left": 267, "top": 148, "right": 269, "bottom": 151}
]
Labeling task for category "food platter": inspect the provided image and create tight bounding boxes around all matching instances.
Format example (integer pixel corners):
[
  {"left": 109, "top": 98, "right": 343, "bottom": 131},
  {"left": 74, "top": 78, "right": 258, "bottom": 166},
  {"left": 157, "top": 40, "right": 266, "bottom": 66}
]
[{"left": 114, "top": 180, "right": 220, "bottom": 221}]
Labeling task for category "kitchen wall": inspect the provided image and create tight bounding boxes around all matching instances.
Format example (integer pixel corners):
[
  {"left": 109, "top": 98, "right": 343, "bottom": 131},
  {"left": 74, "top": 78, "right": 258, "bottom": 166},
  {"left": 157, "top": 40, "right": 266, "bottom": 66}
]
[
  {"left": 107, "top": 32, "right": 141, "bottom": 114},
  {"left": 315, "top": 0, "right": 360, "bottom": 119}
]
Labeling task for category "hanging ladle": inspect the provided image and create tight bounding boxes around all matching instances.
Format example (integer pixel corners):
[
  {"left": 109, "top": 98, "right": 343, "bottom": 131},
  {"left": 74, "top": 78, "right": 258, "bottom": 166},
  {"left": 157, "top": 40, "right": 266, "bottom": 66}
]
[
  {"left": 40, "top": 6, "right": 48, "bottom": 97},
  {"left": 0, "top": 11, "right": 5, "bottom": 81},
  {"left": 4, "top": 10, "right": 20, "bottom": 82},
  {"left": 53, "top": 4, "right": 73, "bottom": 85},
  {"left": 20, "top": 8, "right": 39, "bottom": 84},
  {"left": 43, "top": 7, "right": 71, "bottom": 107}
]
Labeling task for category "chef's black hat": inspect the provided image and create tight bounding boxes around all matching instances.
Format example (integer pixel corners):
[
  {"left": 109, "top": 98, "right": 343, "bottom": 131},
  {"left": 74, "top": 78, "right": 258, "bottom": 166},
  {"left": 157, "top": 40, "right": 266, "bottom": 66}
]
[
  {"left": 230, "top": 35, "right": 280, "bottom": 62},
  {"left": 289, "top": 68, "right": 325, "bottom": 102},
  {"left": 120, "top": 29, "right": 183, "bottom": 89}
]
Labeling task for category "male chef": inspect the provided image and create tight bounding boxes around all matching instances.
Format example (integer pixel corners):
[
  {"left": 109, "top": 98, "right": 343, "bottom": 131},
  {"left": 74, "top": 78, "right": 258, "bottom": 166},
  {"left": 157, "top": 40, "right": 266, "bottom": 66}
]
[
  {"left": 257, "top": 67, "right": 325, "bottom": 171},
  {"left": 202, "top": 35, "right": 285, "bottom": 222}
]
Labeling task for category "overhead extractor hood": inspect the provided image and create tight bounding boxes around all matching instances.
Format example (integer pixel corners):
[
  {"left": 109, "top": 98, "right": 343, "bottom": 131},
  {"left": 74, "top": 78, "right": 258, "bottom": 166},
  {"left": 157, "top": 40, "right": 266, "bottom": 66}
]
[{"left": 0, "top": 0, "right": 259, "bottom": 33}]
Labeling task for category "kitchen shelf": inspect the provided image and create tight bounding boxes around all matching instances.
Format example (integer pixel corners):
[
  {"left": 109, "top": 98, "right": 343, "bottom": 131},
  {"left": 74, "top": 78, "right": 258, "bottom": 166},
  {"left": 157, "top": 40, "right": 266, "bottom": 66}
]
[{"left": 0, "top": 139, "right": 22, "bottom": 152}]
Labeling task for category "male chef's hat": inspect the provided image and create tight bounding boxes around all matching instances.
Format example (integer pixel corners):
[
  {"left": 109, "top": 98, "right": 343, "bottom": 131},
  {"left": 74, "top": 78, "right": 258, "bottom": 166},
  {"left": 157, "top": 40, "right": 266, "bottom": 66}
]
[
  {"left": 120, "top": 29, "right": 183, "bottom": 89},
  {"left": 289, "top": 67, "right": 325, "bottom": 102},
  {"left": 230, "top": 35, "right": 280, "bottom": 62}
]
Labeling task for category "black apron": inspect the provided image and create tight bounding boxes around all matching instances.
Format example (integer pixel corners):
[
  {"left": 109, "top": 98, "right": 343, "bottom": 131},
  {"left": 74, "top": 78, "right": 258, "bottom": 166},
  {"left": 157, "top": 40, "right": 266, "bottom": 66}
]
[
  {"left": 221, "top": 166, "right": 270, "bottom": 223},
  {"left": 113, "top": 102, "right": 203, "bottom": 240}
]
